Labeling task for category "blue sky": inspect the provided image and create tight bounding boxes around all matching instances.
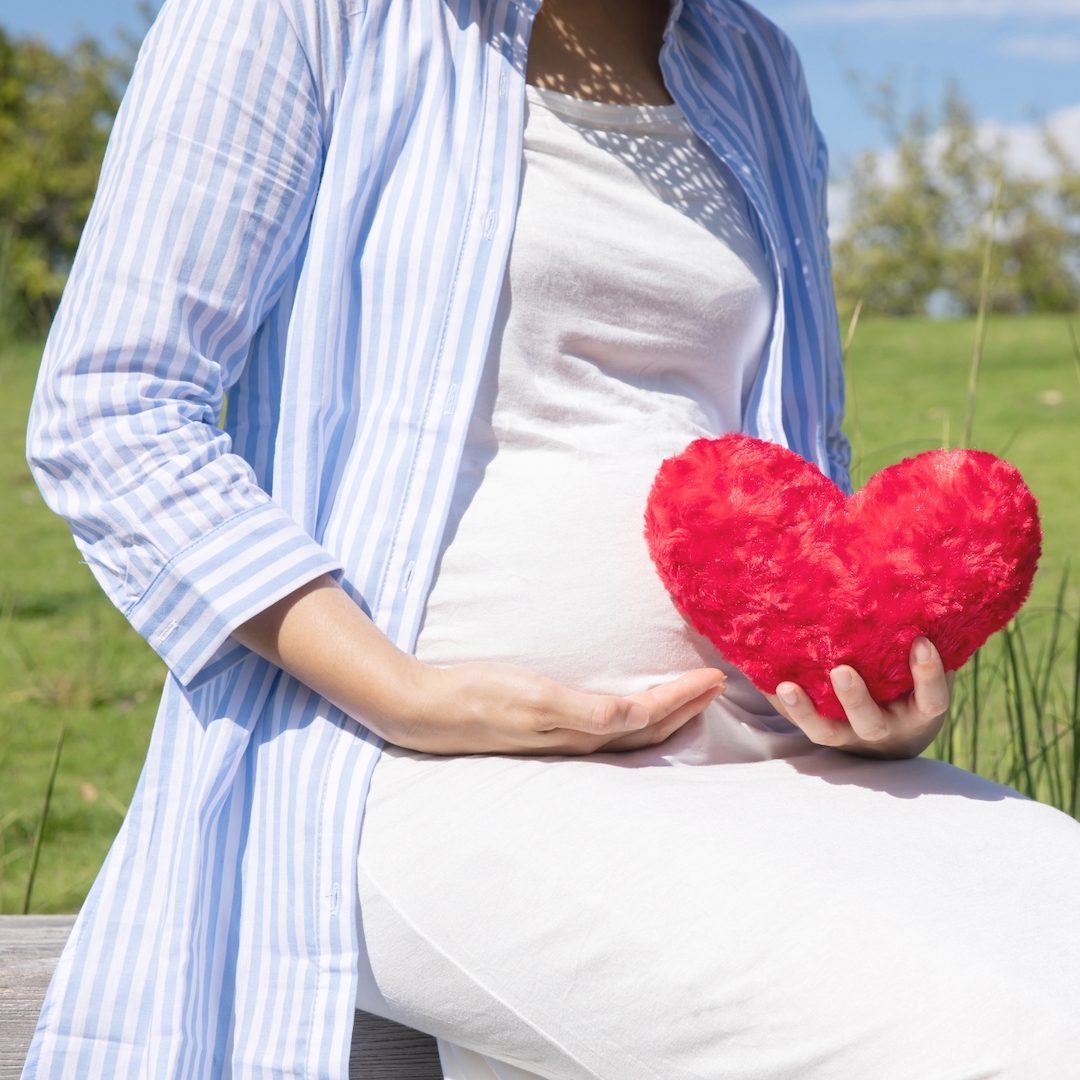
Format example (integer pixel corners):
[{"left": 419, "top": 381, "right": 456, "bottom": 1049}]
[
  {"left": 2, "top": 0, "right": 1080, "bottom": 164},
  {"left": 752, "top": 0, "right": 1080, "bottom": 162}
]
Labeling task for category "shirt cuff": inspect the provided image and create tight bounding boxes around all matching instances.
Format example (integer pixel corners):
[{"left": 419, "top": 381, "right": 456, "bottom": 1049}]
[{"left": 125, "top": 501, "right": 342, "bottom": 686}]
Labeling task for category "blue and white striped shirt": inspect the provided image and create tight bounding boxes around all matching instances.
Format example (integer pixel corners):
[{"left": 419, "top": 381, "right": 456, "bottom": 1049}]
[{"left": 24, "top": 0, "right": 848, "bottom": 1076}]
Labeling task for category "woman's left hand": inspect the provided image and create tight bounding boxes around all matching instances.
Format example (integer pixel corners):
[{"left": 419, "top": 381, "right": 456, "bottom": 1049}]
[{"left": 765, "top": 637, "right": 954, "bottom": 760}]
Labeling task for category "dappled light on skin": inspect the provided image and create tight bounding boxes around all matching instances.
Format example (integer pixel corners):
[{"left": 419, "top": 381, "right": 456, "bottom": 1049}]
[{"left": 526, "top": 0, "right": 674, "bottom": 106}]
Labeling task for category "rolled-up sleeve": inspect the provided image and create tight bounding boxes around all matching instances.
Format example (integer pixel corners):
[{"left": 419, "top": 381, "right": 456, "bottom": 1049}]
[{"left": 26, "top": 0, "right": 342, "bottom": 686}]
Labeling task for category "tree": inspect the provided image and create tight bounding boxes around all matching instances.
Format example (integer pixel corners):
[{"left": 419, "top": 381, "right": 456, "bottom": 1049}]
[
  {"left": 832, "top": 83, "right": 1080, "bottom": 318},
  {"left": 0, "top": 29, "right": 124, "bottom": 338}
]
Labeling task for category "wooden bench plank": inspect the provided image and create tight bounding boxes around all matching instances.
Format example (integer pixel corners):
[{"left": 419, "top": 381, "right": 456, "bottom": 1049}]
[
  {"left": 0, "top": 916, "right": 78, "bottom": 1080},
  {"left": 350, "top": 1009, "right": 444, "bottom": 1080},
  {"left": 0, "top": 916, "right": 443, "bottom": 1080}
]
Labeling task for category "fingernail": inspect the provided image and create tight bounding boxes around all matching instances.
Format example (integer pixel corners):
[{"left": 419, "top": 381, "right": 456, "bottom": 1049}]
[
  {"left": 624, "top": 704, "right": 649, "bottom": 730},
  {"left": 777, "top": 684, "right": 799, "bottom": 706},
  {"left": 913, "top": 637, "right": 933, "bottom": 665},
  {"left": 830, "top": 668, "right": 854, "bottom": 693}
]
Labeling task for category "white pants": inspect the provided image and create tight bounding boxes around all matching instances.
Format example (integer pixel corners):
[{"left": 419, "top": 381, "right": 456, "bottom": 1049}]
[{"left": 356, "top": 704, "right": 1080, "bottom": 1080}]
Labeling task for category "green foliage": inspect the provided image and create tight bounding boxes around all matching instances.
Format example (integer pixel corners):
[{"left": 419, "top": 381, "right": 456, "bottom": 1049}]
[
  {"left": 0, "top": 30, "right": 124, "bottom": 339},
  {"left": 933, "top": 575, "right": 1080, "bottom": 815},
  {"left": 833, "top": 84, "right": 1080, "bottom": 318}
]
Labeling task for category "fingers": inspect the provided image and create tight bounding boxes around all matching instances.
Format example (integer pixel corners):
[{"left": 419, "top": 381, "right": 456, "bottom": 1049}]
[
  {"left": 543, "top": 689, "right": 649, "bottom": 739},
  {"left": 639, "top": 682, "right": 726, "bottom": 738},
  {"left": 771, "top": 669, "right": 890, "bottom": 749},
  {"left": 828, "top": 665, "right": 891, "bottom": 744},
  {"left": 909, "top": 637, "right": 951, "bottom": 720},
  {"left": 770, "top": 682, "right": 849, "bottom": 748},
  {"left": 628, "top": 668, "right": 726, "bottom": 722},
  {"left": 418, "top": 663, "right": 723, "bottom": 755},
  {"left": 771, "top": 638, "right": 954, "bottom": 760},
  {"left": 597, "top": 704, "right": 698, "bottom": 752},
  {"left": 593, "top": 682, "right": 727, "bottom": 752},
  {"left": 557, "top": 668, "right": 725, "bottom": 738},
  {"left": 544, "top": 669, "right": 724, "bottom": 752}
]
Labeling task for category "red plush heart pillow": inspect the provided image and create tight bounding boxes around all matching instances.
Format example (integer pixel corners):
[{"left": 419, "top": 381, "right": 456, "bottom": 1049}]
[{"left": 645, "top": 434, "right": 1041, "bottom": 720}]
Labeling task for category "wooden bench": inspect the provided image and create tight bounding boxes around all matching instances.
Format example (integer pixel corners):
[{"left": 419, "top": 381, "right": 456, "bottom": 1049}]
[{"left": 0, "top": 916, "right": 443, "bottom": 1079}]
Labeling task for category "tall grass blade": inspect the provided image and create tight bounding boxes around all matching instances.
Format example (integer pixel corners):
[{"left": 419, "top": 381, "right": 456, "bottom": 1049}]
[
  {"left": 970, "top": 648, "right": 981, "bottom": 776},
  {"left": 842, "top": 298, "right": 864, "bottom": 363},
  {"left": 842, "top": 299, "right": 865, "bottom": 487},
  {"left": 101, "top": 789, "right": 129, "bottom": 818},
  {"left": 0, "top": 806, "right": 25, "bottom": 915},
  {"left": 997, "top": 425, "right": 1022, "bottom": 458},
  {"left": 1014, "top": 618, "right": 1061, "bottom": 808},
  {"left": 21, "top": 725, "right": 65, "bottom": 914},
  {"left": 1002, "top": 627, "right": 1036, "bottom": 798},
  {"left": 1041, "top": 565, "right": 1070, "bottom": 708},
  {"left": 962, "top": 179, "right": 1001, "bottom": 448},
  {"left": 1071, "top": 598, "right": 1080, "bottom": 818},
  {"left": 1068, "top": 319, "right": 1080, "bottom": 386},
  {"left": 937, "top": 570, "right": 1079, "bottom": 819}
]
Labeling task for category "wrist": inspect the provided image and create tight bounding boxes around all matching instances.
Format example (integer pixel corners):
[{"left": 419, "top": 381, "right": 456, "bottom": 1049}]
[
  {"left": 391, "top": 653, "right": 440, "bottom": 728},
  {"left": 355, "top": 650, "right": 444, "bottom": 746}
]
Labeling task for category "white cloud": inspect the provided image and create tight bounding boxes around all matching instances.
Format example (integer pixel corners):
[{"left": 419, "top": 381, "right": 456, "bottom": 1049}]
[
  {"left": 997, "top": 34, "right": 1080, "bottom": 61},
  {"left": 858, "top": 102, "right": 1080, "bottom": 178},
  {"left": 828, "top": 100, "right": 1080, "bottom": 232},
  {"left": 778, "top": 0, "right": 1080, "bottom": 25},
  {"left": 980, "top": 101, "right": 1080, "bottom": 174}
]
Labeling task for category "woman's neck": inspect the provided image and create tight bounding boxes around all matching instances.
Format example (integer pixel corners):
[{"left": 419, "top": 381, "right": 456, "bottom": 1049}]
[{"left": 526, "top": 0, "right": 675, "bottom": 107}]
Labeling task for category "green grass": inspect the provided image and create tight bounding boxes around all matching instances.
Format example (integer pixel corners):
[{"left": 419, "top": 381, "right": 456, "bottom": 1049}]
[
  {"left": 845, "top": 314, "right": 1080, "bottom": 604},
  {"left": 0, "top": 340, "right": 164, "bottom": 913},
  {"left": 1, "top": 315, "right": 1078, "bottom": 912}
]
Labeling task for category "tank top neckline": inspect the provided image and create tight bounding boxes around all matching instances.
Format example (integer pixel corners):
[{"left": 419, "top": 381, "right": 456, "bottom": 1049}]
[{"left": 525, "top": 84, "right": 690, "bottom": 137}]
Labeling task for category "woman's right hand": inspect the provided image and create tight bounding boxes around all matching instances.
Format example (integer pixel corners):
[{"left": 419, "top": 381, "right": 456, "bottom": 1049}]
[
  {"left": 401, "top": 660, "right": 726, "bottom": 756},
  {"left": 234, "top": 573, "right": 725, "bottom": 756}
]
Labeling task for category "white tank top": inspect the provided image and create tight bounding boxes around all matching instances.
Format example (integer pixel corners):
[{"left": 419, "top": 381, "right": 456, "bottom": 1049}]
[{"left": 414, "top": 86, "right": 775, "bottom": 696}]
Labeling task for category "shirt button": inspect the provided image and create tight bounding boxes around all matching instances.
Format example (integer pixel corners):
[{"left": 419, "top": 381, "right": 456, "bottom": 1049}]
[{"left": 697, "top": 108, "right": 713, "bottom": 125}]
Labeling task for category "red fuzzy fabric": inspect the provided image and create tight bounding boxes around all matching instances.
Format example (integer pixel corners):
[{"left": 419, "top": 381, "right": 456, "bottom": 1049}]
[{"left": 644, "top": 434, "right": 1042, "bottom": 720}]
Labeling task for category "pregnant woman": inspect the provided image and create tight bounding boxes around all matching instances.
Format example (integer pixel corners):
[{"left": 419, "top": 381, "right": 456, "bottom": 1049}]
[{"left": 24, "top": 0, "right": 1080, "bottom": 1077}]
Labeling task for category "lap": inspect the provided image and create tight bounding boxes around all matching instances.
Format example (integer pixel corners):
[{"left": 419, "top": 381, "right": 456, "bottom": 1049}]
[{"left": 357, "top": 709, "right": 1080, "bottom": 1080}]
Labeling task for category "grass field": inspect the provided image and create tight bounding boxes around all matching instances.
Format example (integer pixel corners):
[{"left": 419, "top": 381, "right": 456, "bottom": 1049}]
[
  {"left": 845, "top": 315, "right": 1080, "bottom": 610},
  {"left": 1, "top": 315, "right": 1079, "bottom": 913},
  {"left": 846, "top": 316, "right": 1080, "bottom": 808},
  {"left": 0, "top": 340, "right": 164, "bottom": 914}
]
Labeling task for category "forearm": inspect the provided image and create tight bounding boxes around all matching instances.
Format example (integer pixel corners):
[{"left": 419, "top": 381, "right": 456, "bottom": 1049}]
[
  {"left": 231, "top": 574, "right": 725, "bottom": 756},
  {"left": 232, "top": 574, "right": 427, "bottom": 743}
]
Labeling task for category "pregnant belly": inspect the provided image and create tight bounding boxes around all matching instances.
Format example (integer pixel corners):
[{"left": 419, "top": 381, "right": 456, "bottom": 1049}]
[{"left": 415, "top": 441, "right": 721, "bottom": 696}]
